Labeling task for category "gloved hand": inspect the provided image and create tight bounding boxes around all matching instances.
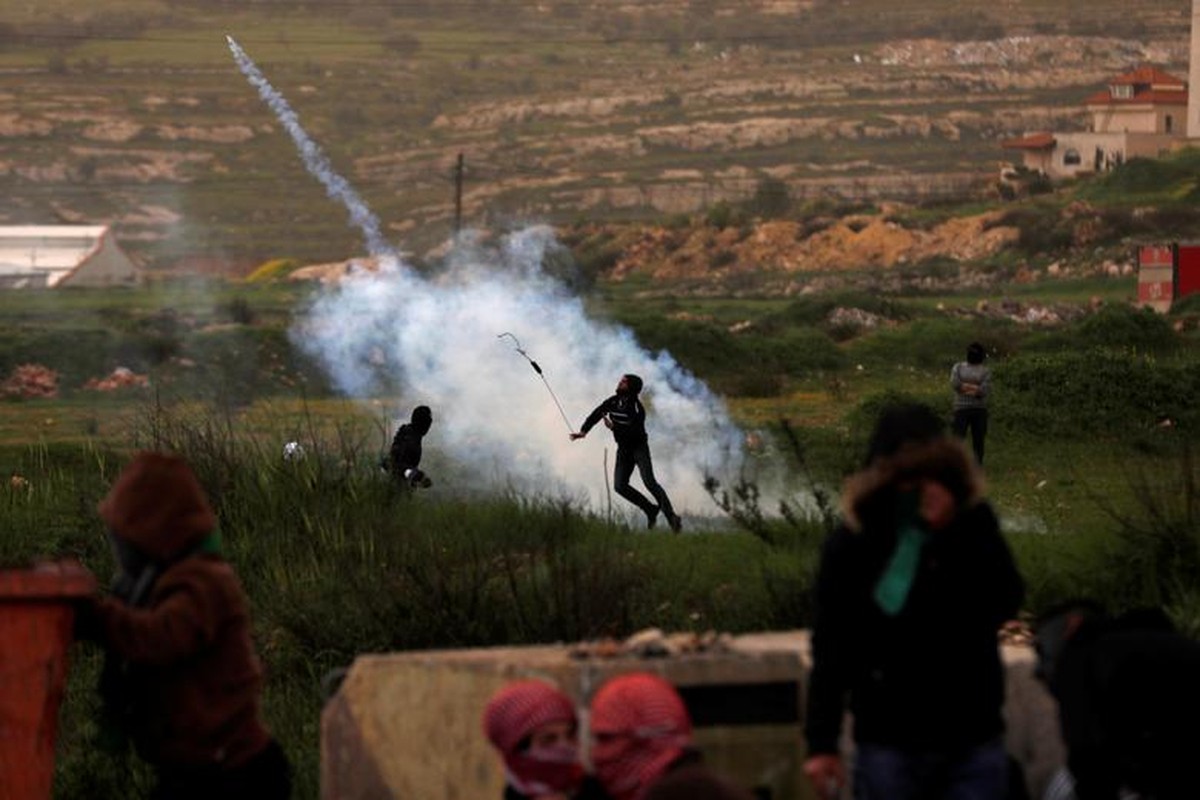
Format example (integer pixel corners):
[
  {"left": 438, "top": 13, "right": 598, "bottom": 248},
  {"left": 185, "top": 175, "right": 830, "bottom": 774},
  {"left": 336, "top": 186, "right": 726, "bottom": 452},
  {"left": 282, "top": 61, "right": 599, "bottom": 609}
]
[{"left": 803, "top": 754, "right": 845, "bottom": 799}]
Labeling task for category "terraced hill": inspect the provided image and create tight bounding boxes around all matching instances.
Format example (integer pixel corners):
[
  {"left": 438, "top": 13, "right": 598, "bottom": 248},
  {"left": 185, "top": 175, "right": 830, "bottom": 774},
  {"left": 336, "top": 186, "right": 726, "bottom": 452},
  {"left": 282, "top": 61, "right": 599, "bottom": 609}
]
[{"left": 0, "top": 0, "right": 1191, "bottom": 268}]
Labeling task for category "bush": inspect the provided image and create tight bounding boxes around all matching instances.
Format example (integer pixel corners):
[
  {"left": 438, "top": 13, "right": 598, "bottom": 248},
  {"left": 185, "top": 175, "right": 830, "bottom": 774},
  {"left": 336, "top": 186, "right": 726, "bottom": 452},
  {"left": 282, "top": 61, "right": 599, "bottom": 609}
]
[
  {"left": 1093, "top": 443, "right": 1200, "bottom": 615},
  {"left": 744, "top": 177, "right": 792, "bottom": 219},
  {"left": 998, "top": 206, "right": 1073, "bottom": 255},
  {"left": 758, "top": 291, "right": 910, "bottom": 331},
  {"left": 992, "top": 349, "right": 1200, "bottom": 438},
  {"left": 1023, "top": 304, "right": 1180, "bottom": 356},
  {"left": 704, "top": 201, "right": 749, "bottom": 229},
  {"left": 846, "top": 318, "right": 1022, "bottom": 372}
]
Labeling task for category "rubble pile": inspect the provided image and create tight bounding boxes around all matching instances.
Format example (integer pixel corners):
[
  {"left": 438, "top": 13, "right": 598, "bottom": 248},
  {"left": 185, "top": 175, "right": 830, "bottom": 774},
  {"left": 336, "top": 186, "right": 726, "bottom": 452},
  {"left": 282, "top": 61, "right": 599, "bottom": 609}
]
[
  {"left": 568, "top": 627, "right": 735, "bottom": 660},
  {"left": 84, "top": 367, "right": 149, "bottom": 391},
  {"left": 1, "top": 364, "right": 59, "bottom": 399}
]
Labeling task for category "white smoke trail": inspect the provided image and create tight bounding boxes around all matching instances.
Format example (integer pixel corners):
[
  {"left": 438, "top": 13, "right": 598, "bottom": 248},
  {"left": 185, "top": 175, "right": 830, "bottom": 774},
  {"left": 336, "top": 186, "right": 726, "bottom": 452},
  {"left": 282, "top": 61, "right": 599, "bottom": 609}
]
[
  {"left": 229, "top": 37, "right": 746, "bottom": 517},
  {"left": 225, "top": 35, "right": 394, "bottom": 260}
]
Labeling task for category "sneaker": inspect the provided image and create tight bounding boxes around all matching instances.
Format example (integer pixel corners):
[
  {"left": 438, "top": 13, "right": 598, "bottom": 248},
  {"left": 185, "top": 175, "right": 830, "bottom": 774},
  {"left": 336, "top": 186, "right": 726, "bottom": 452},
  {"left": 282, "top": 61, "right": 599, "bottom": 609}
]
[
  {"left": 667, "top": 513, "right": 682, "bottom": 533},
  {"left": 646, "top": 506, "right": 660, "bottom": 529}
]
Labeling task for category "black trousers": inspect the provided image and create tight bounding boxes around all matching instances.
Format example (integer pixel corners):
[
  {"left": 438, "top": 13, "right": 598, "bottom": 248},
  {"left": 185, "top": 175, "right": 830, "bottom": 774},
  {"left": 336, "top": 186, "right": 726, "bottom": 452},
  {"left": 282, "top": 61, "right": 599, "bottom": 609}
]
[
  {"left": 614, "top": 443, "right": 676, "bottom": 519},
  {"left": 952, "top": 407, "right": 988, "bottom": 465},
  {"left": 151, "top": 739, "right": 291, "bottom": 800}
]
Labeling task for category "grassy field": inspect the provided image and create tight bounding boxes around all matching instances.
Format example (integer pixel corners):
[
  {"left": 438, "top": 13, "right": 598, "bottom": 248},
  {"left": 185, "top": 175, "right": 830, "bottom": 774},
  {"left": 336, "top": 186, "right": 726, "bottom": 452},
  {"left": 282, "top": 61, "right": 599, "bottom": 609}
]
[{"left": 1, "top": 260, "right": 1197, "bottom": 797}]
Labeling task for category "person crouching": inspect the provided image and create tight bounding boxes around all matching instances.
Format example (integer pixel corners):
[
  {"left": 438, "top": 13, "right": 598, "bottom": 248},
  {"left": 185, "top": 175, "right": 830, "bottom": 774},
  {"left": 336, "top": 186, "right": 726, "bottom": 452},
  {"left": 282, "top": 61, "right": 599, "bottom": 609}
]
[{"left": 76, "top": 451, "right": 290, "bottom": 800}]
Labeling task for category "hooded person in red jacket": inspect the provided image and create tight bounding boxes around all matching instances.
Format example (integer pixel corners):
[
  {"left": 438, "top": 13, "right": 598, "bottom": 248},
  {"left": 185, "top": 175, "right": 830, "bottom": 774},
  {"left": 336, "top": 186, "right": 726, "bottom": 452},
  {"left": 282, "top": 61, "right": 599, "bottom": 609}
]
[{"left": 76, "top": 451, "right": 290, "bottom": 800}]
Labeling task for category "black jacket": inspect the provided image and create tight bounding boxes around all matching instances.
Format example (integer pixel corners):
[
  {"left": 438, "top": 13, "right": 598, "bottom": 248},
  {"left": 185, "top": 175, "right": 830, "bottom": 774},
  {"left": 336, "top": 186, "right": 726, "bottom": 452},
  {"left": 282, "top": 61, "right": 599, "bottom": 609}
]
[
  {"left": 579, "top": 393, "right": 647, "bottom": 450},
  {"left": 805, "top": 438, "right": 1024, "bottom": 754},
  {"left": 389, "top": 424, "right": 424, "bottom": 474},
  {"left": 1049, "top": 613, "right": 1200, "bottom": 800}
]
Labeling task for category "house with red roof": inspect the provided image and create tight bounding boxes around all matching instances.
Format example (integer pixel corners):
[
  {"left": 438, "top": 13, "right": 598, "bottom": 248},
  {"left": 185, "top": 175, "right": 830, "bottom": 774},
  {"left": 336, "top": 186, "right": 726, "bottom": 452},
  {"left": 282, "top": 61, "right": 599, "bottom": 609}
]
[{"left": 1002, "top": 65, "right": 1188, "bottom": 179}]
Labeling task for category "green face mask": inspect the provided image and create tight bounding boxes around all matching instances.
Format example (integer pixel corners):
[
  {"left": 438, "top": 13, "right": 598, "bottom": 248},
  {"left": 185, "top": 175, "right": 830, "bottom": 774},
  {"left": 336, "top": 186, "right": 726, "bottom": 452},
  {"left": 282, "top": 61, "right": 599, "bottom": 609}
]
[
  {"left": 872, "top": 491, "right": 928, "bottom": 617},
  {"left": 196, "top": 529, "right": 224, "bottom": 556}
]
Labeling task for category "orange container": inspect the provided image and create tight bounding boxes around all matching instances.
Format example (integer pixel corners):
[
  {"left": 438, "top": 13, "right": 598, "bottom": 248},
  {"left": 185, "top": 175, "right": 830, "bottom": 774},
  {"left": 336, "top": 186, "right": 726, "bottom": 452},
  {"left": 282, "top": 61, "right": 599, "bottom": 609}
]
[{"left": 0, "top": 560, "right": 96, "bottom": 800}]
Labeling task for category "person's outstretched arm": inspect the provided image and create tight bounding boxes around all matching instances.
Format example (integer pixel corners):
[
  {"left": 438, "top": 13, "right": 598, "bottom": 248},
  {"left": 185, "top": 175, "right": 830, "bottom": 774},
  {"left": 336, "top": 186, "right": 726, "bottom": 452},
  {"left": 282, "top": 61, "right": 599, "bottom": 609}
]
[{"left": 571, "top": 398, "right": 612, "bottom": 440}]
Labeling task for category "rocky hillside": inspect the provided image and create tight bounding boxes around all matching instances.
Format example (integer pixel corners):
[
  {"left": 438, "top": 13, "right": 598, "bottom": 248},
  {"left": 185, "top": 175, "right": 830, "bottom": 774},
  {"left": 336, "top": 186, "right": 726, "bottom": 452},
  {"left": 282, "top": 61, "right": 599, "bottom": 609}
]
[{"left": 0, "top": 0, "right": 1191, "bottom": 268}]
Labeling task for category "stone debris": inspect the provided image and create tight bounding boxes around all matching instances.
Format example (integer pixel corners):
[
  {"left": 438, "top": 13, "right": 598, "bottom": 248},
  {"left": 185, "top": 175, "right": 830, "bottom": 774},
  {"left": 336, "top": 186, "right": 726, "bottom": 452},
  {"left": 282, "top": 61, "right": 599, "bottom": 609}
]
[
  {"left": 827, "top": 306, "right": 884, "bottom": 330},
  {"left": 84, "top": 366, "right": 149, "bottom": 391},
  {"left": 1, "top": 364, "right": 59, "bottom": 399},
  {"left": 568, "top": 627, "right": 736, "bottom": 660}
]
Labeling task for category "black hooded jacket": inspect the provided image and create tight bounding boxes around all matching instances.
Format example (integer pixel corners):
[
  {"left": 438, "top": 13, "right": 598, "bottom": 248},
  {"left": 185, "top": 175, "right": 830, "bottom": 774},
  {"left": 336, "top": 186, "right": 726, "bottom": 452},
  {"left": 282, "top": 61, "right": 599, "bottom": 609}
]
[
  {"left": 579, "top": 392, "right": 647, "bottom": 450},
  {"left": 804, "top": 437, "right": 1024, "bottom": 754},
  {"left": 389, "top": 406, "right": 432, "bottom": 475},
  {"left": 1048, "top": 612, "right": 1200, "bottom": 800}
]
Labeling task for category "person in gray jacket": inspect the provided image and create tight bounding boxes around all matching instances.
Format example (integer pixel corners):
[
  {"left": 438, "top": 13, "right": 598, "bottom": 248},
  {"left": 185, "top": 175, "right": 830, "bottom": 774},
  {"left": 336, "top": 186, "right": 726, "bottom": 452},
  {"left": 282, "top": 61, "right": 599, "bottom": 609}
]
[{"left": 951, "top": 342, "right": 990, "bottom": 465}]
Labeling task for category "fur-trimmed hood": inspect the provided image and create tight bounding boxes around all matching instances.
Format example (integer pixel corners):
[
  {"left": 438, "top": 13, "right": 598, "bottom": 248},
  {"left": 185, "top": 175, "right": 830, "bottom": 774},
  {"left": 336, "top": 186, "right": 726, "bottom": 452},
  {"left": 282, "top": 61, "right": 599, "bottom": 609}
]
[{"left": 841, "top": 436, "right": 984, "bottom": 533}]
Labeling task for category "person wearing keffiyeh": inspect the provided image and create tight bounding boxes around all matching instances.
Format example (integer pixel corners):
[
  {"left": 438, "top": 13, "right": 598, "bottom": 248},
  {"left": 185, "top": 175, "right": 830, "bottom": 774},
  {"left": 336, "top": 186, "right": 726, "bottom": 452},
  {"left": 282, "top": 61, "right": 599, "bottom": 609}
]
[
  {"left": 482, "top": 680, "right": 605, "bottom": 800},
  {"left": 802, "top": 404, "right": 1024, "bottom": 800},
  {"left": 588, "top": 672, "right": 752, "bottom": 800}
]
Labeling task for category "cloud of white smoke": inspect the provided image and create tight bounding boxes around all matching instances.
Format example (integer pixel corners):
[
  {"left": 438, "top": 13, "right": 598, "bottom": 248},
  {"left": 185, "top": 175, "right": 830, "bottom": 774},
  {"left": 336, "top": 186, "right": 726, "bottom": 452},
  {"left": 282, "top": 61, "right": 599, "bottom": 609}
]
[
  {"left": 292, "top": 229, "right": 745, "bottom": 513},
  {"left": 229, "top": 36, "right": 745, "bottom": 516}
]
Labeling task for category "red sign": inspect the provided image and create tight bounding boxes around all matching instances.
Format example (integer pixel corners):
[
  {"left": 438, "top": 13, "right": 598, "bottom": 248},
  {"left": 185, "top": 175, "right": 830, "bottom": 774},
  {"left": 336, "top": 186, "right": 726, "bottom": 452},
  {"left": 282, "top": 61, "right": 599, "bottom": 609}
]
[
  {"left": 1177, "top": 244, "right": 1200, "bottom": 299},
  {"left": 1138, "top": 245, "right": 1174, "bottom": 268}
]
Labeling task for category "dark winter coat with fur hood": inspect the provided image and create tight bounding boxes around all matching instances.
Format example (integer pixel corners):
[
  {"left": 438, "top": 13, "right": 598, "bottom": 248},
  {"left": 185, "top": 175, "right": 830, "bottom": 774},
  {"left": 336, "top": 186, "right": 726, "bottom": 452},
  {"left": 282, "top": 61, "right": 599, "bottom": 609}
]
[
  {"left": 804, "top": 437, "right": 1024, "bottom": 755},
  {"left": 88, "top": 452, "right": 271, "bottom": 769}
]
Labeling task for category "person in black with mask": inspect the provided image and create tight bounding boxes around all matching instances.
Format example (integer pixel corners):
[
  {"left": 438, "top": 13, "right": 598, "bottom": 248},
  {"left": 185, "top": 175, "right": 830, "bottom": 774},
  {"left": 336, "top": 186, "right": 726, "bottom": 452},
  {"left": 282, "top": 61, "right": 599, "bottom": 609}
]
[
  {"left": 570, "top": 374, "right": 681, "bottom": 532},
  {"left": 388, "top": 405, "right": 433, "bottom": 488}
]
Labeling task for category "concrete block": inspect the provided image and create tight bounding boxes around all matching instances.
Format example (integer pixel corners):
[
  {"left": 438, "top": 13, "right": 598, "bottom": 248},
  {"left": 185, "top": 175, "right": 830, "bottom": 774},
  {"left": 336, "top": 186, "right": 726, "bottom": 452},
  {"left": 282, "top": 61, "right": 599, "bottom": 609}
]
[{"left": 321, "top": 631, "right": 1066, "bottom": 800}]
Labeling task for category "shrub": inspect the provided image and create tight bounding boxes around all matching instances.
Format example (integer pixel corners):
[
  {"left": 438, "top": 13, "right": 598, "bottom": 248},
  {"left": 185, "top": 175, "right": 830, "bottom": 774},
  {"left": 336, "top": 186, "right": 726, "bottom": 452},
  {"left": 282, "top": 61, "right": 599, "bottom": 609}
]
[
  {"left": 846, "top": 318, "right": 1021, "bottom": 372},
  {"left": 998, "top": 206, "right": 1072, "bottom": 255},
  {"left": 744, "top": 177, "right": 792, "bottom": 219},
  {"left": 1093, "top": 443, "right": 1200, "bottom": 615},
  {"left": 992, "top": 349, "right": 1200, "bottom": 438},
  {"left": 1023, "top": 304, "right": 1180, "bottom": 356}
]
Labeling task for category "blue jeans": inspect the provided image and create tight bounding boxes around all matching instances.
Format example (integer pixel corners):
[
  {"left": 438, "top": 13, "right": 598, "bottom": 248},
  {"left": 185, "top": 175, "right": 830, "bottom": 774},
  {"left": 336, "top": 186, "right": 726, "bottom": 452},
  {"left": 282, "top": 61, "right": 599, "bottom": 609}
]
[{"left": 853, "top": 739, "right": 1008, "bottom": 800}]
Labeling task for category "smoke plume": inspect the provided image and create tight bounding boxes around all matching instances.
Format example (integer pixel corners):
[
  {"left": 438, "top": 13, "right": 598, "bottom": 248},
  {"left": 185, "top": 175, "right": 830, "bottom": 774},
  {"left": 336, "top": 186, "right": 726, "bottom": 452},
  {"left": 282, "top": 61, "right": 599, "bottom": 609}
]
[{"left": 229, "top": 37, "right": 745, "bottom": 517}]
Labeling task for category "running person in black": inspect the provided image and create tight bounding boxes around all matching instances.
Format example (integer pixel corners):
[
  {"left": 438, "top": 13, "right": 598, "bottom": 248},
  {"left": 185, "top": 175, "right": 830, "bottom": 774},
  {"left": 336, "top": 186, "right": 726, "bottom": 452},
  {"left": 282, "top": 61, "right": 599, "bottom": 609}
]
[
  {"left": 571, "top": 374, "right": 681, "bottom": 532},
  {"left": 387, "top": 405, "right": 433, "bottom": 488}
]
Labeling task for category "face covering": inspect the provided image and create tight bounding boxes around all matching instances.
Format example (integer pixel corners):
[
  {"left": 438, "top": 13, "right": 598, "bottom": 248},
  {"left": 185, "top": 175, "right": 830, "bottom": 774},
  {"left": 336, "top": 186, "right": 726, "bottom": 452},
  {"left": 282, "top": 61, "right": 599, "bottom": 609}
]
[
  {"left": 872, "top": 490, "right": 929, "bottom": 616},
  {"left": 591, "top": 732, "right": 687, "bottom": 800},
  {"left": 505, "top": 743, "right": 584, "bottom": 796}
]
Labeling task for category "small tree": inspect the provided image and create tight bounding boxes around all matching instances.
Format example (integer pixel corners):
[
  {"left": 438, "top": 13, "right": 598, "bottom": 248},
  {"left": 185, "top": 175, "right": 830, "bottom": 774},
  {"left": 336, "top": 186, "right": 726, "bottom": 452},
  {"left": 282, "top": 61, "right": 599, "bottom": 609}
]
[{"left": 745, "top": 177, "right": 792, "bottom": 219}]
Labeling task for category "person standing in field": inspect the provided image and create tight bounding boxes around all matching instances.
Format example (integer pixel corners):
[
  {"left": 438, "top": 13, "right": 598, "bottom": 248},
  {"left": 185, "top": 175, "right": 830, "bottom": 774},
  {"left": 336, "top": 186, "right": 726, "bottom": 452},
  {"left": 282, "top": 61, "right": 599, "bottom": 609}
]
[
  {"left": 75, "top": 451, "right": 291, "bottom": 800},
  {"left": 570, "top": 374, "right": 681, "bottom": 532},
  {"left": 802, "top": 403, "right": 1024, "bottom": 800},
  {"left": 951, "top": 342, "right": 990, "bottom": 465}
]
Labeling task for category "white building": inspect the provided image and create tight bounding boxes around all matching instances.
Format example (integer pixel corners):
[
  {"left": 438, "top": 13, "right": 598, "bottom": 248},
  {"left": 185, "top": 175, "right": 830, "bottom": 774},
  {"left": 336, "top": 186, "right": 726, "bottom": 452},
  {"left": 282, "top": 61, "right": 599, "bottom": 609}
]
[
  {"left": 0, "top": 225, "right": 140, "bottom": 288},
  {"left": 1002, "top": 66, "right": 1188, "bottom": 180}
]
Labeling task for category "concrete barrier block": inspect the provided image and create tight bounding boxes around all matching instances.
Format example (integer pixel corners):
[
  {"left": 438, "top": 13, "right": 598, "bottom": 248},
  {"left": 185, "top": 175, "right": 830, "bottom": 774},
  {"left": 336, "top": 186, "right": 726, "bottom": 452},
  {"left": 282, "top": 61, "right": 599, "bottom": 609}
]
[{"left": 321, "top": 632, "right": 1065, "bottom": 800}]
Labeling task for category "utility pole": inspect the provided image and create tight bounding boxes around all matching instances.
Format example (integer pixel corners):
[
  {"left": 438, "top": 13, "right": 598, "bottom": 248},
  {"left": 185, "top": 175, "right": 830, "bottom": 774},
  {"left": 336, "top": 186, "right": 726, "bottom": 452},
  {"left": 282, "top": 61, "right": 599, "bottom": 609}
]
[{"left": 453, "top": 152, "right": 464, "bottom": 235}]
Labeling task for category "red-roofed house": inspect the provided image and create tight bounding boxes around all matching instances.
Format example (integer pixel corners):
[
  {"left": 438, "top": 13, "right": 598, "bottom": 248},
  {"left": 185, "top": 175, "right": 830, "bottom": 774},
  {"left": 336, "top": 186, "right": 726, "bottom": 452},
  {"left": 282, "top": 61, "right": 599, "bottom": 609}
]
[{"left": 1002, "top": 65, "right": 1188, "bottom": 179}]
